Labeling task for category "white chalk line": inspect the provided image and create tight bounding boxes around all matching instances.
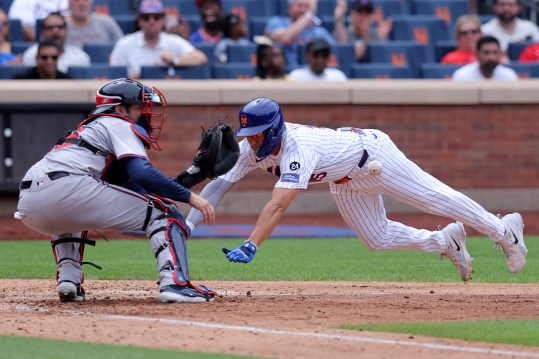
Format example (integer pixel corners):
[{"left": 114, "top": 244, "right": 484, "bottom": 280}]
[{"left": 13, "top": 305, "right": 539, "bottom": 358}]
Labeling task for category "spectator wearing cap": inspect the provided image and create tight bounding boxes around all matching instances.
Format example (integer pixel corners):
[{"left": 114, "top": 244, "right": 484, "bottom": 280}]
[
  {"left": 190, "top": 0, "right": 224, "bottom": 45},
  {"left": 214, "top": 14, "right": 251, "bottom": 63},
  {"left": 289, "top": 38, "right": 347, "bottom": 82},
  {"left": 264, "top": 0, "right": 335, "bottom": 67},
  {"left": 22, "top": 12, "right": 90, "bottom": 72},
  {"left": 452, "top": 35, "right": 518, "bottom": 81},
  {"left": 441, "top": 15, "right": 482, "bottom": 65},
  {"left": 334, "top": 0, "right": 392, "bottom": 61},
  {"left": 8, "top": 0, "right": 69, "bottom": 42},
  {"left": 110, "top": 0, "right": 207, "bottom": 79},
  {"left": 66, "top": 0, "right": 124, "bottom": 49},
  {"left": 12, "top": 40, "right": 72, "bottom": 79}
]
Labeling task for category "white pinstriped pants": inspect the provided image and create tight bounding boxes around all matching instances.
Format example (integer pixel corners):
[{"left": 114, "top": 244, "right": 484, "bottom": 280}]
[{"left": 329, "top": 130, "right": 506, "bottom": 253}]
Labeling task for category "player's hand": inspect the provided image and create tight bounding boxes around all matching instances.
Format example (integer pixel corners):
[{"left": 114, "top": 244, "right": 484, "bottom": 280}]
[
  {"left": 222, "top": 240, "right": 257, "bottom": 263},
  {"left": 188, "top": 194, "right": 215, "bottom": 225}
]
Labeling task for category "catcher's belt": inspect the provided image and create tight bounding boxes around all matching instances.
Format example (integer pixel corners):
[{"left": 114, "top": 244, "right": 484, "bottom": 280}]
[{"left": 20, "top": 171, "right": 70, "bottom": 190}]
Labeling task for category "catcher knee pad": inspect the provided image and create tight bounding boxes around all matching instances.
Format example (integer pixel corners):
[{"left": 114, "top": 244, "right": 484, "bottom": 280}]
[{"left": 52, "top": 231, "right": 95, "bottom": 285}]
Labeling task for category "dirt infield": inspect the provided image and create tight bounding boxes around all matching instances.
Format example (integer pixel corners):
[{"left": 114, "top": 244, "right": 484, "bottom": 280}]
[{"left": 1, "top": 280, "right": 539, "bottom": 358}]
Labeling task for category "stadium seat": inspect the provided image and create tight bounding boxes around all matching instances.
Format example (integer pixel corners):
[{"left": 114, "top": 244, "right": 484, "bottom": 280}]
[
  {"left": 420, "top": 63, "right": 459, "bottom": 79},
  {"left": 68, "top": 65, "right": 128, "bottom": 80},
  {"left": 0, "top": 65, "right": 32, "bottom": 79},
  {"left": 249, "top": 16, "right": 269, "bottom": 37},
  {"left": 185, "top": 15, "right": 202, "bottom": 34},
  {"left": 320, "top": 16, "right": 336, "bottom": 34},
  {"left": 366, "top": 41, "right": 433, "bottom": 78},
  {"left": 195, "top": 43, "right": 216, "bottom": 65},
  {"left": 84, "top": 43, "right": 115, "bottom": 64},
  {"left": 507, "top": 41, "right": 534, "bottom": 61},
  {"left": 213, "top": 63, "right": 256, "bottom": 79},
  {"left": 277, "top": 0, "right": 335, "bottom": 16},
  {"left": 177, "top": 0, "right": 199, "bottom": 17},
  {"left": 370, "top": 0, "right": 409, "bottom": 18},
  {"left": 226, "top": 43, "right": 257, "bottom": 64},
  {"left": 8, "top": 19, "right": 23, "bottom": 42},
  {"left": 506, "top": 63, "right": 539, "bottom": 79},
  {"left": 113, "top": 15, "right": 137, "bottom": 35},
  {"left": 434, "top": 40, "right": 456, "bottom": 62},
  {"left": 93, "top": 0, "right": 134, "bottom": 16},
  {"left": 0, "top": 0, "right": 13, "bottom": 12},
  {"left": 11, "top": 41, "right": 31, "bottom": 55},
  {"left": 350, "top": 63, "right": 414, "bottom": 79},
  {"left": 222, "top": 0, "right": 272, "bottom": 18},
  {"left": 391, "top": 15, "right": 450, "bottom": 46},
  {"left": 140, "top": 64, "right": 211, "bottom": 79},
  {"left": 412, "top": 0, "right": 469, "bottom": 31}
]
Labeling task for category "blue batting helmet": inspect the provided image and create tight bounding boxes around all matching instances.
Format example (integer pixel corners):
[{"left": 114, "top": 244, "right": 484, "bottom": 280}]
[{"left": 237, "top": 97, "right": 285, "bottom": 158}]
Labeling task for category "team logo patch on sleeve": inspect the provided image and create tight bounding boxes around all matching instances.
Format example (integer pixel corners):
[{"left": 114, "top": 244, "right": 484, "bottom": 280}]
[
  {"left": 290, "top": 161, "right": 301, "bottom": 171},
  {"left": 280, "top": 173, "right": 300, "bottom": 183}
]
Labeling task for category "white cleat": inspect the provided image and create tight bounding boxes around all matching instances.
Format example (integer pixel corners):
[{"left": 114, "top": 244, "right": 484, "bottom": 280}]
[
  {"left": 496, "top": 213, "right": 528, "bottom": 273},
  {"left": 441, "top": 222, "right": 473, "bottom": 281},
  {"left": 57, "top": 281, "right": 85, "bottom": 302}
]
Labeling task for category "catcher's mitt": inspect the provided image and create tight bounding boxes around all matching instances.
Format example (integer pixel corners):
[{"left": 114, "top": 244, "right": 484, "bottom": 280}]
[{"left": 175, "top": 122, "right": 240, "bottom": 189}]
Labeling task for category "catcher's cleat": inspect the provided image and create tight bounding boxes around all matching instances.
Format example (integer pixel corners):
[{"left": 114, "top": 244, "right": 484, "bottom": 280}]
[
  {"left": 495, "top": 213, "right": 528, "bottom": 273},
  {"left": 57, "top": 281, "right": 85, "bottom": 302},
  {"left": 159, "top": 284, "right": 216, "bottom": 303},
  {"left": 440, "top": 222, "right": 473, "bottom": 281}
]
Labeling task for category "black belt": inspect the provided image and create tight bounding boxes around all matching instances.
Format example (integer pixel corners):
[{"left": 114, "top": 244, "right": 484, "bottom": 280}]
[
  {"left": 358, "top": 150, "right": 369, "bottom": 168},
  {"left": 19, "top": 171, "right": 70, "bottom": 190}
]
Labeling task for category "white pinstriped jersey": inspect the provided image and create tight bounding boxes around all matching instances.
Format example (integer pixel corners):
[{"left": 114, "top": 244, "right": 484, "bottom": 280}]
[{"left": 221, "top": 123, "right": 366, "bottom": 189}]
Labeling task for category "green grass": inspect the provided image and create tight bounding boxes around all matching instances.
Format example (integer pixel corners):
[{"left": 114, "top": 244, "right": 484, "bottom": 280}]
[
  {"left": 0, "top": 236, "right": 537, "bottom": 282},
  {"left": 341, "top": 319, "right": 539, "bottom": 347},
  {"left": 0, "top": 335, "right": 256, "bottom": 359}
]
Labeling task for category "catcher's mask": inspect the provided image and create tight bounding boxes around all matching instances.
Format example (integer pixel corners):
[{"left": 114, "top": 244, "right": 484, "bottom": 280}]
[
  {"left": 94, "top": 78, "right": 167, "bottom": 150},
  {"left": 236, "top": 97, "right": 284, "bottom": 159}
]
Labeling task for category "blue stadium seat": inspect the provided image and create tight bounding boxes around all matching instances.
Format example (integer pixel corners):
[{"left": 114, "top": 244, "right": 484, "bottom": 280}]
[
  {"left": 420, "top": 63, "right": 459, "bottom": 79},
  {"left": 506, "top": 63, "right": 539, "bottom": 79},
  {"left": 222, "top": 0, "right": 272, "bottom": 17},
  {"left": 0, "top": 65, "right": 32, "bottom": 79},
  {"left": 113, "top": 15, "right": 137, "bottom": 35},
  {"left": 320, "top": 16, "right": 336, "bottom": 34},
  {"left": 84, "top": 43, "right": 115, "bottom": 64},
  {"left": 0, "top": 0, "right": 13, "bottom": 12},
  {"left": 68, "top": 65, "right": 128, "bottom": 79},
  {"left": 434, "top": 40, "right": 456, "bottom": 62},
  {"left": 370, "top": 0, "right": 409, "bottom": 18},
  {"left": 177, "top": 0, "right": 199, "bottom": 16},
  {"left": 412, "top": 0, "right": 469, "bottom": 31},
  {"left": 366, "top": 41, "right": 433, "bottom": 78},
  {"left": 195, "top": 43, "right": 216, "bottom": 65},
  {"left": 226, "top": 43, "right": 257, "bottom": 64},
  {"left": 8, "top": 19, "right": 23, "bottom": 42},
  {"left": 213, "top": 63, "right": 256, "bottom": 79},
  {"left": 391, "top": 15, "right": 450, "bottom": 45},
  {"left": 140, "top": 64, "right": 211, "bottom": 79},
  {"left": 249, "top": 16, "right": 269, "bottom": 37},
  {"left": 507, "top": 41, "right": 534, "bottom": 61},
  {"left": 11, "top": 41, "right": 31, "bottom": 55},
  {"left": 277, "top": 0, "right": 334, "bottom": 16},
  {"left": 350, "top": 63, "right": 414, "bottom": 79},
  {"left": 185, "top": 15, "right": 202, "bottom": 34},
  {"left": 296, "top": 43, "right": 355, "bottom": 77},
  {"left": 93, "top": 0, "right": 134, "bottom": 16}
]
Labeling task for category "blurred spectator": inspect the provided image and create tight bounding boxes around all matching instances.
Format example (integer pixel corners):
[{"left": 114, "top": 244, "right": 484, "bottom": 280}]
[
  {"left": 8, "top": 0, "right": 69, "bottom": 42},
  {"left": 264, "top": 0, "right": 335, "bottom": 67},
  {"left": 452, "top": 35, "right": 518, "bottom": 81},
  {"left": 22, "top": 12, "right": 90, "bottom": 72},
  {"left": 518, "top": 42, "right": 539, "bottom": 62},
  {"left": 12, "top": 40, "right": 72, "bottom": 79},
  {"left": 289, "top": 38, "right": 347, "bottom": 82},
  {"left": 481, "top": 0, "right": 539, "bottom": 54},
  {"left": 165, "top": 14, "right": 191, "bottom": 41},
  {"left": 255, "top": 43, "right": 288, "bottom": 79},
  {"left": 214, "top": 14, "right": 250, "bottom": 63},
  {"left": 334, "top": 0, "right": 392, "bottom": 62},
  {"left": 190, "top": 0, "right": 223, "bottom": 45},
  {"left": 66, "top": 0, "right": 124, "bottom": 48},
  {"left": 110, "top": 0, "right": 207, "bottom": 78},
  {"left": 441, "top": 15, "right": 482, "bottom": 65},
  {"left": 0, "top": 8, "right": 22, "bottom": 65}
]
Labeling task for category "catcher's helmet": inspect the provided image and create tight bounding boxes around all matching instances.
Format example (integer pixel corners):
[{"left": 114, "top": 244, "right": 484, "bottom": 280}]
[
  {"left": 237, "top": 97, "right": 284, "bottom": 158},
  {"left": 94, "top": 78, "right": 167, "bottom": 150}
]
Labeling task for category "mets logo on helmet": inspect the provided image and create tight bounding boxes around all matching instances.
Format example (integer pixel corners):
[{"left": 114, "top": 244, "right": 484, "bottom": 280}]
[{"left": 240, "top": 114, "right": 248, "bottom": 127}]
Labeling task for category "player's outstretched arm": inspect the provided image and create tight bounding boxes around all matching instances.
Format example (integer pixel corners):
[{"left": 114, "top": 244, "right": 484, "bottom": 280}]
[{"left": 222, "top": 187, "right": 301, "bottom": 263}]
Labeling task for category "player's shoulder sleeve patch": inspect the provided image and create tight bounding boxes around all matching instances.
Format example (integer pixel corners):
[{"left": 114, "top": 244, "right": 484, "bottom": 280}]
[{"left": 280, "top": 172, "right": 300, "bottom": 183}]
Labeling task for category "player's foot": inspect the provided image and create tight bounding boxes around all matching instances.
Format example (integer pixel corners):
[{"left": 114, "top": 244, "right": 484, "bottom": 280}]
[
  {"left": 159, "top": 284, "right": 215, "bottom": 303},
  {"left": 441, "top": 222, "right": 473, "bottom": 281},
  {"left": 57, "top": 281, "right": 85, "bottom": 302},
  {"left": 495, "top": 213, "right": 527, "bottom": 273}
]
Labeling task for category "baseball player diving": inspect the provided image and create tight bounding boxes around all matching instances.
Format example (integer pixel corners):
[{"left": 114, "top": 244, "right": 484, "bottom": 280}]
[
  {"left": 15, "top": 78, "right": 239, "bottom": 303},
  {"left": 186, "top": 97, "right": 528, "bottom": 281}
]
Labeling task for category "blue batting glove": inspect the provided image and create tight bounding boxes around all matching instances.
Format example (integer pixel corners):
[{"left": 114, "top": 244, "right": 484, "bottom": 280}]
[{"left": 221, "top": 240, "right": 258, "bottom": 263}]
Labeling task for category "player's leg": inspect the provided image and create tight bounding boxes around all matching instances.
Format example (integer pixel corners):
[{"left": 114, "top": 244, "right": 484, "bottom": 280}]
[
  {"left": 330, "top": 190, "right": 472, "bottom": 281},
  {"left": 53, "top": 231, "right": 89, "bottom": 302}
]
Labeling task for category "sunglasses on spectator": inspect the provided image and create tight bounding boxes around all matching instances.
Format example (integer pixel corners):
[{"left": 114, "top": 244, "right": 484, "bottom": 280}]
[
  {"left": 43, "top": 24, "right": 66, "bottom": 30},
  {"left": 39, "top": 55, "right": 59, "bottom": 60},
  {"left": 459, "top": 29, "right": 479, "bottom": 36},
  {"left": 311, "top": 51, "right": 330, "bottom": 59},
  {"left": 140, "top": 13, "right": 165, "bottom": 21}
]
